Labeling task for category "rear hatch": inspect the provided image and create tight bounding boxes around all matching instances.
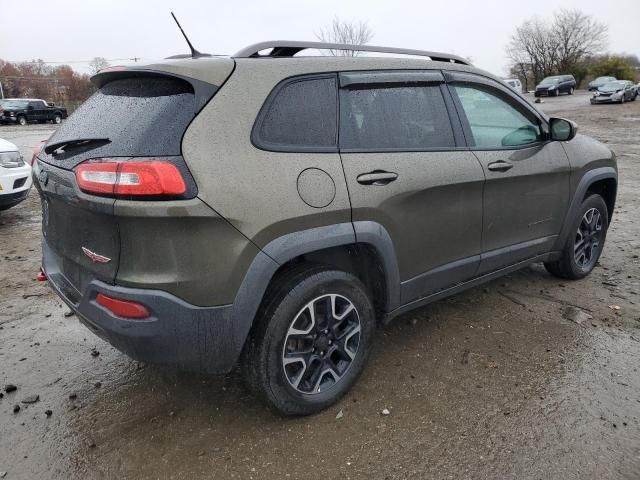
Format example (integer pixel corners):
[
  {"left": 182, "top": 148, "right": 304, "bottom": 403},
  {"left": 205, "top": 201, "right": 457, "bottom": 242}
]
[{"left": 34, "top": 65, "right": 230, "bottom": 304}]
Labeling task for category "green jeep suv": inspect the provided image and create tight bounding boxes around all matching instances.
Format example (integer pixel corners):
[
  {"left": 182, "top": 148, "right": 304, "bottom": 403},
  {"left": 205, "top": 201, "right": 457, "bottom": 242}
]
[{"left": 33, "top": 41, "right": 617, "bottom": 415}]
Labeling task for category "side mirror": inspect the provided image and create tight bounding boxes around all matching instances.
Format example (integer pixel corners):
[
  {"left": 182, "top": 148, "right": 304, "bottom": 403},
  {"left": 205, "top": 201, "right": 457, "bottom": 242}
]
[
  {"left": 549, "top": 117, "right": 578, "bottom": 142},
  {"left": 47, "top": 102, "right": 54, "bottom": 107}
]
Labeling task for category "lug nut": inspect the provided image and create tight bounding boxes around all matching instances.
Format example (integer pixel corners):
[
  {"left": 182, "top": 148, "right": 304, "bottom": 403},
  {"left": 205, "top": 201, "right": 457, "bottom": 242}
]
[{"left": 328, "top": 340, "right": 333, "bottom": 345}]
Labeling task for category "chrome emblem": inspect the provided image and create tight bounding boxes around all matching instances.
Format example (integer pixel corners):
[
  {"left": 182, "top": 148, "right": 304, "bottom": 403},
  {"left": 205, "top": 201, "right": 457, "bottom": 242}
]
[{"left": 82, "top": 247, "right": 111, "bottom": 264}]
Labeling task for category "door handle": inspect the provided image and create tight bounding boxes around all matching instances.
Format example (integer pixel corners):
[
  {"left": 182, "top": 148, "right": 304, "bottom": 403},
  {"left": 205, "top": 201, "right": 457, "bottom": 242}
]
[
  {"left": 356, "top": 170, "right": 398, "bottom": 186},
  {"left": 487, "top": 160, "right": 514, "bottom": 172}
]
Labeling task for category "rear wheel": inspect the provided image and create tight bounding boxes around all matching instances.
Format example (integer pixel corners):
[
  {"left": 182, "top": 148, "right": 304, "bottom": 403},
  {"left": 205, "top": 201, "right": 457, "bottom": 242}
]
[
  {"left": 569, "top": 87, "right": 575, "bottom": 95},
  {"left": 545, "top": 194, "right": 608, "bottom": 279},
  {"left": 243, "top": 267, "right": 376, "bottom": 415},
  {"left": 17, "top": 116, "right": 27, "bottom": 126},
  {"left": 53, "top": 114, "right": 62, "bottom": 124}
]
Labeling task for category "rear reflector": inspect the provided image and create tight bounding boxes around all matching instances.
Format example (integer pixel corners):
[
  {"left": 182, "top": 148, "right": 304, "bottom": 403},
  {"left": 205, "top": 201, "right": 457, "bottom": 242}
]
[
  {"left": 96, "top": 293, "right": 150, "bottom": 319},
  {"left": 32, "top": 140, "right": 46, "bottom": 165},
  {"left": 75, "top": 159, "right": 186, "bottom": 197}
]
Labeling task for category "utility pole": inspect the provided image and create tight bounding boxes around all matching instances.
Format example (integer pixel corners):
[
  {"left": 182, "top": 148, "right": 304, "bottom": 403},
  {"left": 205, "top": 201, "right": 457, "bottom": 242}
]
[{"left": 0, "top": 81, "right": 4, "bottom": 99}]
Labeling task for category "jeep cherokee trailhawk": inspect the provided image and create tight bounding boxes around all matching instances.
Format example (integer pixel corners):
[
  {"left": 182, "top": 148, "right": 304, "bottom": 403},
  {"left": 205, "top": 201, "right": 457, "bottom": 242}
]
[{"left": 33, "top": 41, "right": 617, "bottom": 415}]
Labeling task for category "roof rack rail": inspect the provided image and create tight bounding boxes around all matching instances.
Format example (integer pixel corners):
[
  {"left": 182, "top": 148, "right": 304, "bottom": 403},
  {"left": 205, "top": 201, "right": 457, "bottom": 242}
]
[{"left": 233, "top": 41, "right": 470, "bottom": 65}]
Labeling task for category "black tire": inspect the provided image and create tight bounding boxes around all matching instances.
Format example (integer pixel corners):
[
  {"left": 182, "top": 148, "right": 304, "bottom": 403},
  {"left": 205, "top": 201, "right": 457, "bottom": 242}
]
[
  {"left": 17, "top": 116, "right": 27, "bottom": 126},
  {"left": 243, "top": 266, "right": 376, "bottom": 416},
  {"left": 544, "top": 194, "right": 609, "bottom": 280},
  {"left": 53, "top": 114, "right": 62, "bottom": 124},
  {"left": 569, "top": 87, "right": 575, "bottom": 95}
]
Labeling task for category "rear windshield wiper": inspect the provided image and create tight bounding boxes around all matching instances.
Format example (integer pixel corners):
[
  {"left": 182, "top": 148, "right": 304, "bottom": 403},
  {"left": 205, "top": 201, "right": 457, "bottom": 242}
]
[{"left": 44, "top": 137, "right": 111, "bottom": 155}]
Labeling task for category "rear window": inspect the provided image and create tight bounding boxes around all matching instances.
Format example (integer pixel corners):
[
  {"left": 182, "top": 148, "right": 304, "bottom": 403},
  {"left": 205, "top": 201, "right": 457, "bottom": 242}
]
[
  {"left": 48, "top": 76, "right": 195, "bottom": 158},
  {"left": 253, "top": 75, "right": 338, "bottom": 152},
  {"left": 339, "top": 85, "right": 455, "bottom": 150}
]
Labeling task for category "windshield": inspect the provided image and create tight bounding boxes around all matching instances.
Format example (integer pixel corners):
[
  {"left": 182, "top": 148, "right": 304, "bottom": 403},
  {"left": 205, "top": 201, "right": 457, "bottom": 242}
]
[
  {"left": 540, "top": 77, "right": 561, "bottom": 85},
  {"left": 600, "top": 81, "right": 625, "bottom": 92},
  {"left": 44, "top": 75, "right": 196, "bottom": 169},
  {"left": 49, "top": 76, "right": 194, "bottom": 156},
  {"left": 2, "top": 100, "right": 29, "bottom": 108}
]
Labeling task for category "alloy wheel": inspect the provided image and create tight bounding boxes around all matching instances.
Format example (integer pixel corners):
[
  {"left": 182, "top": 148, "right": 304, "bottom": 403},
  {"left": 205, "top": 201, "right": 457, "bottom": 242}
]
[
  {"left": 574, "top": 207, "right": 603, "bottom": 270},
  {"left": 282, "top": 294, "right": 361, "bottom": 394}
]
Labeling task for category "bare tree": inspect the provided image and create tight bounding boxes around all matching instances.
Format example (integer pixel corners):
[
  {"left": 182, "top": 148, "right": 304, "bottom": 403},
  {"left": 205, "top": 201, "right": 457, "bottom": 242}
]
[
  {"left": 316, "top": 17, "right": 373, "bottom": 56},
  {"left": 552, "top": 9, "right": 607, "bottom": 73},
  {"left": 507, "top": 10, "right": 607, "bottom": 86},
  {"left": 89, "top": 57, "right": 110, "bottom": 75}
]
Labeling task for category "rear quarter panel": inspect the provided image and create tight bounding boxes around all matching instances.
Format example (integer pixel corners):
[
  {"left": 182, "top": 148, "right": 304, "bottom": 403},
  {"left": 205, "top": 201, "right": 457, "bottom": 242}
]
[{"left": 181, "top": 59, "right": 353, "bottom": 248}]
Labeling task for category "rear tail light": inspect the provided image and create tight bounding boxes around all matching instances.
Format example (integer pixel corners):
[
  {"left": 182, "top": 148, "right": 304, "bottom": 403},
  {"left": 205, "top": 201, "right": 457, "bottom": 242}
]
[
  {"left": 96, "top": 293, "right": 150, "bottom": 319},
  {"left": 32, "top": 140, "right": 46, "bottom": 165},
  {"left": 75, "top": 159, "right": 186, "bottom": 197}
]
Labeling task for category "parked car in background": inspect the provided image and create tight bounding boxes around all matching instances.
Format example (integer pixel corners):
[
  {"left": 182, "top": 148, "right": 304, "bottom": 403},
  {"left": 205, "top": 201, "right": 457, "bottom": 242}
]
[
  {"left": 34, "top": 40, "right": 617, "bottom": 415},
  {"left": 534, "top": 75, "right": 576, "bottom": 97},
  {"left": 588, "top": 76, "right": 617, "bottom": 91},
  {"left": 591, "top": 80, "right": 637, "bottom": 104},
  {"left": 0, "top": 98, "right": 68, "bottom": 126},
  {"left": 504, "top": 78, "right": 523, "bottom": 93},
  {"left": 0, "top": 137, "right": 32, "bottom": 211}
]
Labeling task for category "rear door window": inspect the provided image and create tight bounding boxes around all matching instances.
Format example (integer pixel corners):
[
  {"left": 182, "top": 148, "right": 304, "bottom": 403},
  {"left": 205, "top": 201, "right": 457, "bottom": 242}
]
[
  {"left": 253, "top": 75, "right": 338, "bottom": 152},
  {"left": 339, "top": 83, "right": 455, "bottom": 150},
  {"left": 45, "top": 75, "right": 195, "bottom": 168}
]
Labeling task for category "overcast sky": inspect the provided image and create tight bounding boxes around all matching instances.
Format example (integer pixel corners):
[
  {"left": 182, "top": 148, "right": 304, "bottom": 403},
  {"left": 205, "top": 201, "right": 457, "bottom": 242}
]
[{"left": 1, "top": 0, "right": 638, "bottom": 76}]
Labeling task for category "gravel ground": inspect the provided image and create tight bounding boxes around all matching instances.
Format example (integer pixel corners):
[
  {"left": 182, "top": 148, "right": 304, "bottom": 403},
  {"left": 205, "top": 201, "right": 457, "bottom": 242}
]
[{"left": 0, "top": 91, "right": 639, "bottom": 479}]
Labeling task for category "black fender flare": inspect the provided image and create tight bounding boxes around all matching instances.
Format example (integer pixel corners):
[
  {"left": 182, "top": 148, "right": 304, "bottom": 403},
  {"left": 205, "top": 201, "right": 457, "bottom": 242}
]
[
  {"left": 226, "top": 221, "right": 401, "bottom": 366},
  {"left": 553, "top": 166, "right": 617, "bottom": 251}
]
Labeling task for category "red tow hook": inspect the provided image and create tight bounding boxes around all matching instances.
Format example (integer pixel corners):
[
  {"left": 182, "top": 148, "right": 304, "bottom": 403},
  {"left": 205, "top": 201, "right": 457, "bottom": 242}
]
[{"left": 36, "top": 269, "right": 47, "bottom": 282}]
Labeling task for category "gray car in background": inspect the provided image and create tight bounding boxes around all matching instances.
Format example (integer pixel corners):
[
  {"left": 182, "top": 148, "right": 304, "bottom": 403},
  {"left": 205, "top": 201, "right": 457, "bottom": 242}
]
[
  {"left": 33, "top": 40, "right": 618, "bottom": 415},
  {"left": 591, "top": 80, "right": 638, "bottom": 104}
]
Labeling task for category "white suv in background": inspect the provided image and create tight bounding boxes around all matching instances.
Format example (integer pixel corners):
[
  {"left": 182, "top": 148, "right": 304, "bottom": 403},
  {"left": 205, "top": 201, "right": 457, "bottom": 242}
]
[
  {"left": 504, "top": 78, "right": 523, "bottom": 93},
  {"left": 0, "top": 138, "right": 32, "bottom": 211}
]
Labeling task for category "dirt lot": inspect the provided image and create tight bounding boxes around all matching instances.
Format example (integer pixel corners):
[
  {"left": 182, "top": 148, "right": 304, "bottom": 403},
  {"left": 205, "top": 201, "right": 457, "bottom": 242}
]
[{"left": 1, "top": 91, "right": 639, "bottom": 479}]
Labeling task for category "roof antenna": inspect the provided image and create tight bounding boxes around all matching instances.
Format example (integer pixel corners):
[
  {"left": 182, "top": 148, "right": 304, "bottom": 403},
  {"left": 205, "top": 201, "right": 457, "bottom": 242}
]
[{"left": 171, "top": 12, "right": 206, "bottom": 58}]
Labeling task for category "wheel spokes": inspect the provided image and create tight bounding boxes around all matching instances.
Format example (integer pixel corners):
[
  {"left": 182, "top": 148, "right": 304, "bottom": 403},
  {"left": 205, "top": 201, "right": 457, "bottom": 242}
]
[{"left": 282, "top": 294, "right": 361, "bottom": 394}]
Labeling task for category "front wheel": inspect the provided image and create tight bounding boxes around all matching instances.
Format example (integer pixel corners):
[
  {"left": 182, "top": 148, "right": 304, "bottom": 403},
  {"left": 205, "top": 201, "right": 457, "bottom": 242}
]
[
  {"left": 545, "top": 194, "right": 609, "bottom": 279},
  {"left": 53, "top": 114, "right": 62, "bottom": 124},
  {"left": 243, "top": 267, "right": 376, "bottom": 415},
  {"left": 17, "top": 116, "right": 27, "bottom": 126},
  {"left": 569, "top": 87, "right": 575, "bottom": 95}
]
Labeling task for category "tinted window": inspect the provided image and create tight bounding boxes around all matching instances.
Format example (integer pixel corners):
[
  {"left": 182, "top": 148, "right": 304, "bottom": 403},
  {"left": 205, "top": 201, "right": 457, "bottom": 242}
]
[
  {"left": 256, "top": 76, "right": 337, "bottom": 150},
  {"left": 47, "top": 76, "right": 195, "bottom": 164},
  {"left": 454, "top": 85, "right": 542, "bottom": 148},
  {"left": 339, "top": 85, "right": 455, "bottom": 150}
]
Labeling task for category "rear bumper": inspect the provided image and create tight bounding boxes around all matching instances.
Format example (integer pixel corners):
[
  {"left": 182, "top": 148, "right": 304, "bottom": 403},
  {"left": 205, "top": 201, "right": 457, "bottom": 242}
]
[{"left": 43, "top": 240, "right": 240, "bottom": 374}]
